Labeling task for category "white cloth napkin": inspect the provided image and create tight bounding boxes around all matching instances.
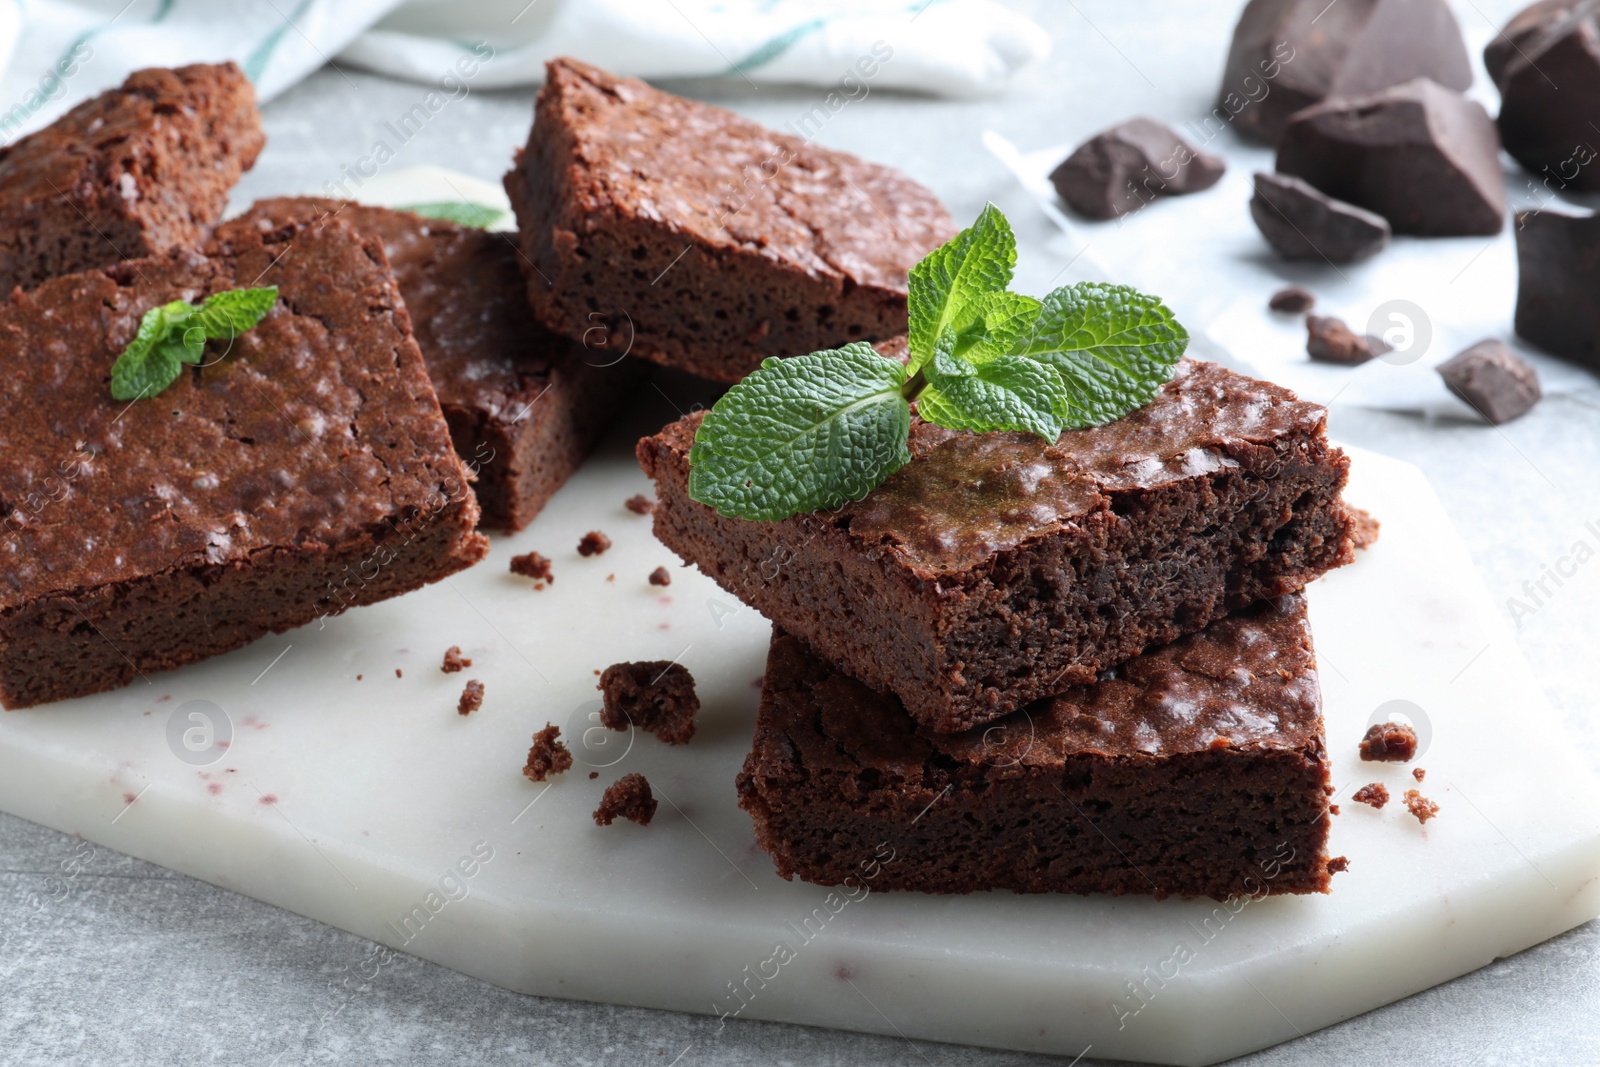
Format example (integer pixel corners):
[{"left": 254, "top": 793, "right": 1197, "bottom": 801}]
[{"left": 0, "top": 0, "right": 1047, "bottom": 142}]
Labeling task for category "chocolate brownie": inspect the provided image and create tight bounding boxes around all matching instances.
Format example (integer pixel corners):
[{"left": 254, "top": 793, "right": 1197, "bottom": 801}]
[
  {"left": 599, "top": 660, "right": 698, "bottom": 744},
  {"left": 0, "top": 216, "right": 488, "bottom": 710},
  {"left": 738, "top": 595, "right": 1337, "bottom": 898},
  {"left": 239, "top": 199, "right": 643, "bottom": 530},
  {"left": 504, "top": 57, "right": 956, "bottom": 383},
  {"left": 640, "top": 358, "right": 1357, "bottom": 734},
  {"left": 0, "top": 63, "right": 263, "bottom": 295}
]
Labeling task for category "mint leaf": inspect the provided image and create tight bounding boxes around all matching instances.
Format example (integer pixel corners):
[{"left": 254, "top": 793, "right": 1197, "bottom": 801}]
[
  {"left": 688, "top": 342, "right": 911, "bottom": 521},
  {"left": 398, "top": 201, "right": 509, "bottom": 229},
  {"left": 907, "top": 202, "right": 1015, "bottom": 377},
  {"left": 110, "top": 287, "right": 278, "bottom": 402},
  {"left": 916, "top": 333, "right": 1066, "bottom": 440},
  {"left": 947, "top": 290, "right": 1042, "bottom": 365},
  {"left": 1008, "top": 282, "right": 1187, "bottom": 429}
]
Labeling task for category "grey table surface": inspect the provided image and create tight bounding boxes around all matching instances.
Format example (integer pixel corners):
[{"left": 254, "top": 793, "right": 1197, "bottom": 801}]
[{"left": 3, "top": 1, "right": 1598, "bottom": 1064}]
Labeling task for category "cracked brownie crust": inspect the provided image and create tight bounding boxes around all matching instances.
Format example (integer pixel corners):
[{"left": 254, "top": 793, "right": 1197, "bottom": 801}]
[
  {"left": 738, "top": 595, "right": 1337, "bottom": 898},
  {"left": 505, "top": 57, "right": 956, "bottom": 382},
  {"left": 640, "top": 358, "right": 1357, "bottom": 734},
  {"left": 0, "top": 214, "right": 488, "bottom": 709},
  {"left": 0, "top": 62, "right": 263, "bottom": 295}
]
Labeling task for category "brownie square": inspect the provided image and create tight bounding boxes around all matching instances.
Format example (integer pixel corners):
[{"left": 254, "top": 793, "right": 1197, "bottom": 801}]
[
  {"left": 639, "top": 358, "right": 1356, "bottom": 734},
  {"left": 738, "top": 595, "right": 1337, "bottom": 899},
  {"left": 504, "top": 57, "right": 956, "bottom": 383},
  {"left": 0, "top": 215, "right": 489, "bottom": 709},
  {"left": 239, "top": 199, "right": 645, "bottom": 530},
  {"left": 0, "top": 62, "right": 263, "bottom": 295}
]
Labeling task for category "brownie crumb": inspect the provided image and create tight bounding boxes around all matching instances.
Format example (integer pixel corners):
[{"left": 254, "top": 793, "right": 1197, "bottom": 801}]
[
  {"left": 441, "top": 646, "right": 473, "bottom": 673},
  {"left": 588, "top": 771, "right": 598, "bottom": 779},
  {"left": 1352, "top": 782, "right": 1390, "bottom": 809},
  {"left": 578, "top": 530, "right": 612, "bottom": 557},
  {"left": 594, "top": 773, "right": 657, "bottom": 826},
  {"left": 1328, "top": 804, "right": 1341, "bottom": 816},
  {"left": 606, "top": 573, "right": 615, "bottom": 582},
  {"left": 1413, "top": 767, "right": 1426, "bottom": 782},
  {"left": 458, "top": 679, "right": 485, "bottom": 716},
  {"left": 510, "top": 551, "right": 553, "bottom": 584},
  {"left": 395, "top": 668, "right": 403, "bottom": 679},
  {"left": 1327, "top": 856, "right": 1350, "bottom": 873},
  {"left": 1349, "top": 507, "right": 1381, "bottom": 550},
  {"left": 523, "top": 724, "right": 573, "bottom": 782},
  {"left": 1307, "top": 314, "right": 1390, "bottom": 366},
  {"left": 599, "top": 660, "right": 699, "bottom": 744},
  {"left": 356, "top": 674, "right": 362, "bottom": 681},
  {"left": 1403, "top": 789, "right": 1439, "bottom": 824},
  {"left": 625, "top": 494, "right": 656, "bottom": 515},
  {"left": 1269, "top": 286, "right": 1316, "bottom": 312},
  {"left": 1360, "top": 721, "right": 1418, "bottom": 762},
  {"left": 648, "top": 566, "right": 672, "bottom": 587}
]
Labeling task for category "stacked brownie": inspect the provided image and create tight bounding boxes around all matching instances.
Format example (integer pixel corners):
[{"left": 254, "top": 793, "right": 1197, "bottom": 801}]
[{"left": 640, "top": 357, "right": 1358, "bottom": 898}]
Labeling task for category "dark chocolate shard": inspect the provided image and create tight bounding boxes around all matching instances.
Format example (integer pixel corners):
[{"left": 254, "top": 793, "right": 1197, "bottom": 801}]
[
  {"left": 1436, "top": 339, "right": 1542, "bottom": 424},
  {"left": 1496, "top": 2, "right": 1600, "bottom": 192},
  {"left": 1513, "top": 208, "right": 1600, "bottom": 368},
  {"left": 1485, "top": 0, "right": 1580, "bottom": 88},
  {"left": 1251, "top": 172, "right": 1392, "bottom": 262},
  {"left": 1277, "top": 78, "right": 1507, "bottom": 236},
  {"left": 1219, "top": 0, "right": 1473, "bottom": 143},
  {"left": 1306, "top": 315, "right": 1390, "bottom": 365},
  {"left": 1049, "top": 117, "right": 1225, "bottom": 220},
  {"left": 1269, "top": 285, "right": 1317, "bottom": 312}
]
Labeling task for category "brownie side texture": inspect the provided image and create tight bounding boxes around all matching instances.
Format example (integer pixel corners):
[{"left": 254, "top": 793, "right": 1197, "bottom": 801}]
[
  {"left": 238, "top": 198, "right": 644, "bottom": 530},
  {"left": 0, "top": 63, "right": 264, "bottom": 295},
  {"left": 505, "top": 57, "right": 956, "bottom": 383},
  {"left": 0, "top": 216, "right": 488, "bottom": 709},
  {"left": 737, "top": 596, "right": 1336, "bottom": 899},
  {"left": 640, "top": 358, "right": 1356, "bottom": 734}
]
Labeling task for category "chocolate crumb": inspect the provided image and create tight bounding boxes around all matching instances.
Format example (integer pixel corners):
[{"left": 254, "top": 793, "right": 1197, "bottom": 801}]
[
  {"left": 588, "top": 771, "right": 598, "bottom": 780},
  {"left": 510, "top": 551, "right": 553, "bottom": 584},
  {"left": 523, "top": 724, "right": 573, "bottom": 782},
  {"left": 578, "top": 531, "right": 612, "bottom": 557},
  {"left": 649, "top": 566, "right": 672, "bottom": 587},
  {"left": 1327, "top": 856, "right": 1350, "bottom": 873},
  {"left": 1352, "top": 782, "right": 1390, "bottom": 809},
  {"left": 1307, "top": 314, "right": 1390, "bottom": 366},
  {"left": 1413, "top": 767, "right": 1426, "bottom": 782},
  {"left": 606, "top": 573, "right": 615, "bottom": 582},
  {"left": 594, "top": 773, "right": 657, "bottom": 826},
  {"left": 1269, "top": 286, "right": 1316, "bottom": 312},
  {"left": 625, "top": 494, "right": 656, "bottom": 515},
  {"left": 1403, "top": 789, "right": 1439, "bottom": 824},
  {"left": 599, "top": 660, "right": 699, "bottom": 744},
  {"left": 458, "top": 679, "right": 484, "bottom": 716},
  {"left": 395, "top": 668, "right": 403, "bottom": 679},
  {"left": 1349, "top": 507, "right": 1381, "bottom": 550},
  {"left": 441, "top": 646, "right": 472, "bottom": 673},
  {"left": 1360, "top": 721, "right": 1418, "bottom": 762},
  {"left": 356, "top": 674, "right": 362, "bottom": 681},
  {"left": 1328, "top": 804, "right": 1341, "bottom": 816}
]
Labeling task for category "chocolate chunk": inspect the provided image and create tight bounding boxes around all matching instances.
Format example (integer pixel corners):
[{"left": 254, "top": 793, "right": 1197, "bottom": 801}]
[
  {"left": 1403, "top": 789, "right": 1439, "bottom": 824},
  {"left": 1269, "top": 286, "right": 1317, "bottom": 312},
  {"left": 1352, "top": 782, "right": 1390, "bottom": 808},
  {"left": 457, "top": 679, "right": 485, "bottom": 716},
  {"left": 1251, "top": 172, "right": 1391, "bottom": 262},
  {"left": 1048, "top": 117, "right": 1225, "bottom": 220},
  {"left": 599, "top": 660, "right": 698, "bottom": 744},
  {"left": 1436, "top": 339, "right": 1542, "bottom": 424},
  {"left": 1306, "top": 315, "right": 1391, "bottom": 365},
  {"left": 523, "top": 724, "right": 573, "bottom": 782},
  {"left": 577, "top": 530, "right": 612, "bottom": 557},
  {"left": 1513, "top": 208, "right": 1600, "bottom": 367},
  {"left": 1360, "top": 721, "right": 1418, "bottom": 762},
  {"left": 594, "top": 773, "right": 657, "bottom": 826},
  {"left": 1277, "top": 78, "right": 1508, "bottom": 236},
  {"left": 1496, "top": 4, "right": 1600, "bottom": 189},
  {"left": 1485, "top": 1, "right": 1580, "bottom": 88},
  {"left": 1219, "top": 0, "right": 1472, "bottom": 142}
]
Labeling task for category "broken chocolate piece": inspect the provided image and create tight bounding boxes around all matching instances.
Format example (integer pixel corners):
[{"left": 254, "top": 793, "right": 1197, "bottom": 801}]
[
  {"left": 1360, "top": 721, "right": 1419, "bottom": 761},
  {"left": 1251, "top": 172, "right": 1391, "bottom": 262},
  {"left": 441, "top": 646, "right": 472, "bottom": 673},
  {"left": 599, "top": 660, "right": 698, "bottom": 744},
  {"left": 1307, "top": 315, "right": 1391, "bottom": 365},
  {"left": 1352, "top": 782, "right": 1390, "bottom": 808},
  {"left": 594, "top": 773, "right": 657, "bottom": 826},
  {"left": 1219, "top": 0, "right": 1473, "bottom": 143},
  {"left": 1403, "top": 788, "right": 1439, "bottom": 824},
  {"left": 1277, "top": 78, "right": 1508, "bottom": 236},
  {"left": 509, "top": 551, "right": 553, "bottom": 584},
  {"left": 1048, "top": 117, "right": 1225, "bottom": 220},
  {"left": 1514, "top": 208, "right": 1600, "bottom": 368},
  {"left": 577, "top": 531, "right": 612, "bottom": 557},
  {"left": 457, "top": 679, "right": 484, "bottom": 716},
  {"left": 1269, "top": 285, "right": 1317, "bottom": 312},
  {"left": 1485, "top": 1, "right": 1580, "bottom": 88},
  {"left": 523, "top": 724, "right": 573, "bottom": 782},
  {"left": 1437, "top": 339, "right": 1542, "bottom": 424},
  {"left": 1496, "top": 4, "right": 1600, "bottom": 190}
]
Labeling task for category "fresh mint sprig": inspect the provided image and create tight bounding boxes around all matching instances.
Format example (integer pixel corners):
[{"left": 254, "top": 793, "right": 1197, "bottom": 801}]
[
  {"left": 687, "top": 205, "right": 1187, "bottom": 522},
  {"left": 110, "top": 287, "right": 278, "bottom": 401}
]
